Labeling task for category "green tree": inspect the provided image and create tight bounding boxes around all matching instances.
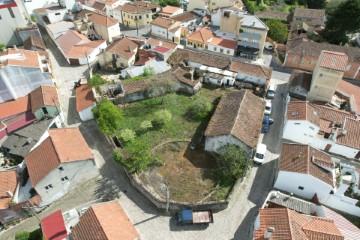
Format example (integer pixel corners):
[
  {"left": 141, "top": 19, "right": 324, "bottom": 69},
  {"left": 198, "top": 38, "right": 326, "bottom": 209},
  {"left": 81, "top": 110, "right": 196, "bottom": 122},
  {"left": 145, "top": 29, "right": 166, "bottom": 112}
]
[
  {"left": 306, "top": 0, "right": 326, "bottom": 9},
  {"left": 140, "top": 120, "right": 153, "bottom": 131},
  {"left": 324, "top": 0, "right": 360, "bottom": 44},
  {"left": 188, "top": 100, "right": 212, "bottom": 120},
  {"left": 265, "top": 19, "right": 288, "bottom": 43},
  {"left": 92, "top": 99, "right": 123, "bottom": 135},
  {"left": 88, "top": 74, "right": 106, "bottom": 87},
  {"left": 152, "top": 0, "right": 180, "bottom": 7},
  {"left": 143, "top": 66, "right": 156, "bottom": 76},
  {"left": 152, "top": 109, "right": 172, "bottom": 126},
  {"left": 216, "top": 145, "right": 249, "bottom": 186},
  {"left": 0, "top": 44, "right": 6, "bottom": 52},
  {"left": 119, "top": 129, "right": 136, "bottom": 143},
  {"left": 15, "top": 232, "right": 30, "bottom": 240}
]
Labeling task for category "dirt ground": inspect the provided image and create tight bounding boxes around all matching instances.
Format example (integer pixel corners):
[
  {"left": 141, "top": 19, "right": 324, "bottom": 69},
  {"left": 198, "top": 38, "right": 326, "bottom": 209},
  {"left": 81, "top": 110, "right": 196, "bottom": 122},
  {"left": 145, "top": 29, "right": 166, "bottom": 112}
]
[{"left": 140, "top": 142, "right": 220, "bottom": 203}]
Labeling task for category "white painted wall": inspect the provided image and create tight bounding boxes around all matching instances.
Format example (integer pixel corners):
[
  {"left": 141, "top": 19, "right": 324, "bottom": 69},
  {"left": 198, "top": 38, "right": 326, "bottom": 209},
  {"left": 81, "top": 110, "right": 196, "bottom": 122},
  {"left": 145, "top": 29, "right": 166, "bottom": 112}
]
[
  {"left": 283, "top": 120, "right": 319, "bottom": 145},
  {"left": 207, "top": 43, "right": 235, "bottom": 56},
  {"left": 205, "top": 134, "right": 252, "bottom": 155},
  {"left": 322, "top": 194, "right": 360, "bottom": 217},
  {"left": 274, "top": 171, "right": 333, "bottom": 201},
  {"left": 168, "top": 28, "right": 181, "bottom": 42},
  {"left": 235, "top": 73, "right": 267, "bottom": 86},
  {"left": 210, "top": 8, "right": 221, "bottom": 26},
  {"left": 35, "top": 159, "right": 99, "bottom": 205},
  {"left": 151, "top": 25, "right": 167, "bottom": 39},
  {"left": 47, "top": 9, "right": 67, "bottom": 24},
  {"left": 79, "top": 104, "right": 96, "bottom": 121}
]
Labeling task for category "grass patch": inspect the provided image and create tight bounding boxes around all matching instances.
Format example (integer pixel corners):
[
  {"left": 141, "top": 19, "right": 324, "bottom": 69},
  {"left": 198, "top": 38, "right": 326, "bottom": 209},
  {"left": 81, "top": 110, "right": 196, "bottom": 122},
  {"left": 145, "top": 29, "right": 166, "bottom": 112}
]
[{"left": 122, "top": 75, "right": 149, "bottom": 83}]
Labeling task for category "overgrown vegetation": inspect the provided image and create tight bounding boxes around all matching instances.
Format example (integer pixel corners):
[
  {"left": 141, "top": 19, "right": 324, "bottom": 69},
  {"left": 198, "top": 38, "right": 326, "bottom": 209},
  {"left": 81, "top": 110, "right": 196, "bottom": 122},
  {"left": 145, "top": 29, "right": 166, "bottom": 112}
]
[
  {"left": 88, "top": 74, "right": 106, "bottom": 87},
  {"left": 92, "top": 98, "right": 123, "bottom": 136},
  {"left": 0, "top": 44, "right": 6, "bottom": 52},
  {"left": 151, "top": 0, "right": 180, "bottom": 7},
  {"left": 143, "top": 66, "right": 156, "bottom": 76},
  {"left": 216, "top": 145, "right": 251, "bottom": 186},
  {"left": 265, "top": 19, "right": 288, "bottom": 43},
  {"left": 15, "top": 229, "right": 42, "bottom": 240},
  {"left": 187, "top": 100, "right": 213, "bottom": 121}
]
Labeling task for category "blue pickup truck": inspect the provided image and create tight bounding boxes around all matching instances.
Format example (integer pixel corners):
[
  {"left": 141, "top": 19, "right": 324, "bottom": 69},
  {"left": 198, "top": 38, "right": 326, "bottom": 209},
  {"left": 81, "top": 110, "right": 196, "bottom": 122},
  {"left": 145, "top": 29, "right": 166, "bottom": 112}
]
[{"left": 175, "top": 209, "right": 214, "bottom": 225}]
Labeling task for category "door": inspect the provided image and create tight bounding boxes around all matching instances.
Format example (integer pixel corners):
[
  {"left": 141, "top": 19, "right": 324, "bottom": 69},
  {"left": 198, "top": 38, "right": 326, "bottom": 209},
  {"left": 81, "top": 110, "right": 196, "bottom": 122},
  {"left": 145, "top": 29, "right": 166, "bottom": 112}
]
[
  {"left": 324, "top": 144, "right": 332, "bottom": 152},
  {"left": 227, "top": 79, "right": 230, "bottom": 85},
  {"left": 69, "top": 58, "right": 80, "bottom": 65}
]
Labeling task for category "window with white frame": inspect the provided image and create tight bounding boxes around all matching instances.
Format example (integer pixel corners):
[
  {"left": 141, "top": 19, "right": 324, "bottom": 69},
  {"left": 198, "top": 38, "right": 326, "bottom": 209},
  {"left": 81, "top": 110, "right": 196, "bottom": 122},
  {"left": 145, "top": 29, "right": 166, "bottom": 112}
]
[
  {"left": 61, "top": 176, "right": 69, "bottom": 183},
  {"left": 45, "top": 184, "right": 53, "bottom": 190}
]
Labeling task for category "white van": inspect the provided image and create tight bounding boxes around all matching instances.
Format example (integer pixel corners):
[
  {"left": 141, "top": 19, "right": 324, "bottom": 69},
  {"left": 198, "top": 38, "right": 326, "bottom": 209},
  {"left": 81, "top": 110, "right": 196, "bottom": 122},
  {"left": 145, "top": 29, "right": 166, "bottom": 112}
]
[
  {"left": 266, "top": 85, "right": 276, "bottom": 99},
  {"left": 254, "top": 143, "right": 267, "bottom": 165}
]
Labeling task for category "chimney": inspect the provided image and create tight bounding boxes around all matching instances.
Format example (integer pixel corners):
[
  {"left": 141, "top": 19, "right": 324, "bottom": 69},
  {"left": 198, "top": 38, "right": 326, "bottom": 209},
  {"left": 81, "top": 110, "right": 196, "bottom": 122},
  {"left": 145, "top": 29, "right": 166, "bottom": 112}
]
[
  {"left": 252, "top": 21, "right": 255, "bottom": 26},
  {"left": 127, "top": 46, "right": 132, "bottom": 52},
  {"left": 264, "top": 227, "right": 275, "bottom": 239},
  {"left": 158, "top": 41, "right": 163, "bottom": 46}
]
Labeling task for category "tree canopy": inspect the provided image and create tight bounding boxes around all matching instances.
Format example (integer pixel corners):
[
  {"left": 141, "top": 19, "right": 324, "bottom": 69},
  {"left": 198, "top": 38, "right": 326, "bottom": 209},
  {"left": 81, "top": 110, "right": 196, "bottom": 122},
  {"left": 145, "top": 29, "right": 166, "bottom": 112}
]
[
  {"left": 92, "top": 99, "right": 123, "bottom": 136},
  {"left": 306, "top": 0, "right": 326, "bottom": 9},
  {"left": 216, "top": 145, "right": 249, "bottom": 186},
  {"left": 324, "top": 0, "right": 360, "bottom": 44},
  {"left": 152, "top": 0, "right": 180, "bottom": 7},
  {"left": 265, "top": 19, "right": 288, "bottom": 44}
]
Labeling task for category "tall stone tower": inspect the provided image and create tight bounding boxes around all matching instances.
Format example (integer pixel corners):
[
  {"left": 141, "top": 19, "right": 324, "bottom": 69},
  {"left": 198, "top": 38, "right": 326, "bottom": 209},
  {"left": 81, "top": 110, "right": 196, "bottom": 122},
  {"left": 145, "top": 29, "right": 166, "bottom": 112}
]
[{"left": 308, "top": 50, "right": 348, "bottom": 102}]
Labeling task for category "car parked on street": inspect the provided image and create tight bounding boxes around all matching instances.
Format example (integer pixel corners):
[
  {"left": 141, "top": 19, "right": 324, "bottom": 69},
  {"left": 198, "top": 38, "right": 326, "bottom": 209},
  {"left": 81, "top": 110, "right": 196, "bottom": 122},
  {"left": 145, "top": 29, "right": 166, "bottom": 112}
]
[
  {"left": 264, "top": 101, "right": 272, "bottom": 115},
  {"left": 262, "top": 116, "right": 273, "bottom": 133},
  {"left": 266, "top": 85, "right": 276, "bottom": 99},
  {"left": 254, "top": 143, "right": 267, "bottom": 165}
]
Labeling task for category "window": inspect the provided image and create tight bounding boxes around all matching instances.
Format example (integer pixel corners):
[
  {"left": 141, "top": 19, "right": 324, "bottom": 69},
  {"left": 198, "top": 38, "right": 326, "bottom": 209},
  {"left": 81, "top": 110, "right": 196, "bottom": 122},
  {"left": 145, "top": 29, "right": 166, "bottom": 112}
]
[
  {"left": 8, "top": 7, "right": 15, "bottom": 18},
  {"left": 198, "top": 43, "right": 201, "bottom": 47},
  {"left": 135, "top": 16, "right": 137, "bottom": 20},
  {"left": 319, "top": 74, "right": 323, "bottom": 77},
  {"left": 227, "top": 50, "right": 230, "bottom": 54},
  {"left": 300, "top": 57, "right": 304, "bottom": 64},
  {"left": 298, "top": 186, "right": 304, "bottom": 190},
  {"left": 220, "top": 48, "right": 224, "bottom": 53},
  {"left": 309, "top": 126, "right": 315, "bottom": 130},
  {"left": 139, "top": 16, "right": 142, "bottom": 20},
  {"left": 309, "top": 59, "right": 313, "bottom": 64},
  {"left": 205, "top": 45, "right": 208, "bottom": 50},
  {"left": 58, "top": 167, "right": 64, "bottom": 171},
  {"left": 0, "top": 15, "right": 2, "bottom": 20},
  {"left": 45, "top": 184, "right": 53, "bottom": 190},
  {"left": 55, "top": 12, "right": 61, "bottom": 15},
  {"left": 294, "top": 123, "right": 300, "bottom": 125},
  {"left": 147, "top": 14, "right": 149, "bottom": 18},
  {"left": 214, "top": 47, "right": 217, "bottom": 51},
  {"left": 123, "top": 13, "right": 126, "bottom": 17},
  {"left": 42, "top": 107, "right": 48, "bottom": 114},
  {"left": 61, "top": 176, "right": 69, "bottom": 183}
]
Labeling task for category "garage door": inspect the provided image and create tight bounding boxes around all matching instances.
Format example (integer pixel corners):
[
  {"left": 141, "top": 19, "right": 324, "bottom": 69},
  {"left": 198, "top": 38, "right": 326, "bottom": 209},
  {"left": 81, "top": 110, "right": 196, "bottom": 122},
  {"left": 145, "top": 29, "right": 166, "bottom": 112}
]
[{"left": 69, "top": 58, "right": 80, "bottom": 65}]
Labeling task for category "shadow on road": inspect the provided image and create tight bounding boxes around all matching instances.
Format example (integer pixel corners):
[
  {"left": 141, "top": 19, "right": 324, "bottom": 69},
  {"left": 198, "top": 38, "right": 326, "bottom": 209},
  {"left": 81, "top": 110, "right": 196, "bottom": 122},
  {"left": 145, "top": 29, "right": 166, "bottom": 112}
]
[
  {"left": 168, "top": 216, "right": 210, "bottom": 232},
  {"left": 67, "top": 88, "right": 81, "bottom": 125}
]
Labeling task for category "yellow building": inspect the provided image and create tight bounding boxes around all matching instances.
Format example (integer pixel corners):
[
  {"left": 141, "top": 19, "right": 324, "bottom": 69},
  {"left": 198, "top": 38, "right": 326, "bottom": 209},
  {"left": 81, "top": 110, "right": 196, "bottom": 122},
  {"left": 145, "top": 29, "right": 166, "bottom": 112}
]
[{"left": 113, "top": 1, "right": 160, "bottom": 29}]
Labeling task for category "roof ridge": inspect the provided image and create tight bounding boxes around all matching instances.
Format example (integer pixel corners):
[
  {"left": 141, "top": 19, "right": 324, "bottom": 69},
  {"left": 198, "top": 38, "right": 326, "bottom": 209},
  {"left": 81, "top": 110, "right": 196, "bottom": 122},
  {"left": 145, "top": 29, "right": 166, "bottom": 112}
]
[
  {"left": 230, "top": 90, "right": 247, "bottom": 137},
  {"left": 286, "top": 209, "right": 295, "bottom": 239},
  {"left": 48, "top": 130, "right": 62, "bottom": 164}
]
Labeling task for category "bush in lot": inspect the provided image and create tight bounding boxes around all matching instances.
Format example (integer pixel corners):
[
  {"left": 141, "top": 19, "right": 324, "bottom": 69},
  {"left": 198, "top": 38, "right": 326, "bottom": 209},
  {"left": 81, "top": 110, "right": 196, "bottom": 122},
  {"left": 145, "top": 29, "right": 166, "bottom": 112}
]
[
  {"left": 88, "top": 74, "right": 106, "bottom": 87},
  {"left": 188, "top": 100, "right": 212, "bottom": 120},
  {"left": 15, "top": 232, "right": 30, "bottom": 240},
  {"left": 92, "top": 99, "right": 123, "bottom": 136},
  {"left": 152, "top": 109, "right": 172, "bottom": 126},
  {"left": 140, "top": 120, "right": 153, "bottom": 131},
  {"left": 119, "top": 129, "right": 136, "bottom": 143}
]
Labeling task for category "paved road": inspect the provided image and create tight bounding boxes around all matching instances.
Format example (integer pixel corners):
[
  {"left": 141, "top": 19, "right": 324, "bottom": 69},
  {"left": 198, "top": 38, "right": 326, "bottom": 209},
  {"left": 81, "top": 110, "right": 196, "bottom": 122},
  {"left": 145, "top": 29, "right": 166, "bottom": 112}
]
[
  {"left": 0, "top": 35, "right": 288, "bottom": 239},
  {"left": 121, "top": 24, "right": 151, "bottom": 38}
]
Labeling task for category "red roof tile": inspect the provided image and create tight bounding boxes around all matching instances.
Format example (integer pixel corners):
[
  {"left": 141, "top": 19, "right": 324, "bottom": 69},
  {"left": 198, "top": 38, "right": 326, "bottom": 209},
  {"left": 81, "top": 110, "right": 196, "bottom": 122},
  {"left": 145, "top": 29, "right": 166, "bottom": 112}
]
[
  {"left": 187, "top": 26, "right": 214, "bottom": 43},
  {"left": 208, "top": 37, "right": 237, "bottom": 49},
  {"left": 152, "top": 46, "right": 171, "bottom": 54},
  {"left": 0, "top": 95, "right": 31, "bottom": 120},
  {"left": 286, "top": 100, "right": 320, "bottom": 126},
  {"left": 72, "top": 200, "right": 139, "bottom": 240},
  {"left": 161, "top": 5, "right": 182, "bottom": 14},
  {"left": 336, "top": 80, "right": 360, "bottom": 114},
  {"left": 30, "top": 85, "right": 60, "bottom": 113},
  {"left": 106, "top": 37, "right": 138, "bottom": 60},
  {"left": 41, "top": 210, "right": 68, "bottom": 240},
  {"left": 25, "top": 128, "right": 93, "bottom": 186},
  {"left": 76, "top": 84, "right": 95, "bottom": 112},
  {"left": 319, "top": 51, "right": 348, "bottom": 72},
  {"left": 0, "top": 171, "right": 17, "bottom": 209},
  {"left": 146, "top": 38, "right": 178, "bottom": 50},
  {"left": 0, "top": 48, "right": 40, "bottom": 68},
  {"left": 151, "top": 17, "right": 178, "bottom": 29},
  {"left": 230, "top": 60, "right": 272, "bottom": 79},
  {"left": 87, "top": 12, "right": 118, "bottom": 27}
]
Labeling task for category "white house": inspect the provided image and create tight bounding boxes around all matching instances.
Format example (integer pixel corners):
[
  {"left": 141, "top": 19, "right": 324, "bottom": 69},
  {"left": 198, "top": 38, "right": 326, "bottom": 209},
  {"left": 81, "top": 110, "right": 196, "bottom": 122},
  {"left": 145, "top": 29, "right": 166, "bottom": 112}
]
[
  {"left": 76, "top": 84, "right": 96, "bottom": 121},
  {"left": 0, "top": 0, "right": 31, "bottom": 46},
  {"left": 229, "top": 60, "right": 272, "bottom": 86},
  {"left": 283, "top": 100, "right": 360, "bottom": 159},
  {"left": 170, "top": 11, "right": 200, "bottom": 27},
  {"left": 55, "top": 30, "right": 107, "bottom": 65},
  {"left": 200, "top": 66, "right": 236, "bottom": 86},
  {"left": 275, "top": 143, "right": 360, "bottom": 217},
  {"left": 25, "top": 128, "right": 99, "bottom": 205},
  {"left": 204, "top": 90, "right": 265, "bottom": 155},
  {"left": 24, "top": 0, "right": 76, "bottom": 15},
  {"left": 151, "top": 17, "right": 180, "bottom": 41}
]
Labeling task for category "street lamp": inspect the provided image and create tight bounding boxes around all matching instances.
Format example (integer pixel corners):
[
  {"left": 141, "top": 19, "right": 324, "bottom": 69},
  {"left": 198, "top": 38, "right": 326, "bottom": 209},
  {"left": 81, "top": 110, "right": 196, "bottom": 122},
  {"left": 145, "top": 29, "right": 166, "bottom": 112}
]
[{"left": 160, "top": 182, "right": 170, "bottom": 213}]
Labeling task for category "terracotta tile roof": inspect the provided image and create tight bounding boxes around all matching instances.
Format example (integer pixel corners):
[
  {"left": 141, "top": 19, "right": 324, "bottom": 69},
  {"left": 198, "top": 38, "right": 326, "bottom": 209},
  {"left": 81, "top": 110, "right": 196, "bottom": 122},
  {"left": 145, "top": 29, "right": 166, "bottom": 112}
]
[
  {"left": 25, "top": 128, "right": 93, "bottom": 186},
  {"left": 255, "top": 208, "right": 344, "bottom": 240},
  {"left": 169, "top": 25, "right": 181, "bottom": 33},
  {"left": 0, "top": 171, "right": 17, "bottom": 209},
  {"left": 151, "top": 17, "right": 178, "bottom": 29},
  {"left": 69, "top": 40, "right": 106, "bottom": 59},
  {"left": 29, "top": 85, "right": 60, "bottom": 113},
  {"left": 170, "top": 11, "right": 199, "bottom": 22},
  {"left": 105, "top": 0, "right": 117, "bottom": 6},
  {"left": 336, "top": 118, "right": 360, "bottom": 149},
  {"left": 161, "top": 5, "right": 181, "bottom": 14},
  {"left": 286, "top": 41, "right": 360, "bottom": 63},
  {"left": 76, "top": 84, "right": 95, "bottom": 112},
  {"left": 187, "top": 26, "right": 214, "bottom": 43},
  {"left": 168, "top": 48, "right": 230, "bottom": 69},
  {"left": 336, "top": 80, "right": 360, "bottom": 114},
  {"left": 24, "top": 36, "right": 46, "bottom": 51},
  {"left": 230, "top": 60, "right": 272, "bottom": 80},
  {"left": 287, "top": 100, "right": 320, "bottom": 125},
  {"left": 41, "top": 210, "right": 68, "bottom": 240},
  {"left": 72, "top": 200, "right": 139, "bottom": 240},
  {"left": 0, "top": 48, "right": 40, "bottom": 68},
  {"left": 279, "top": 144, "right": 334, "bottom": 187},
  {"left": 205, "top": 90, "right": 265, "bottom": 149},
  {"left": 0, "top": 95, "right": 31, "bottom": 120},
  {"left": 319, "top": 51, "right": 348, "bottom": 72},
  {"left": 293, "top": 8, "right": 325, "bottom": 21},
  {"left": 208, "top": 37, "right": 237, "bottom": 49},
  {"left": 87, "top": 12, "right": 118, "bottom": 27},
  {"left": 152, "top": 46, "right": 171, "bottom": 54},
  {"left": 116, "top": 1, "right": 153, "bottom": 13},
  {"left": 172, "top": 67, "right": 200, "bottom": 87},
  {"left": 146, "top": 38, "right": 178, "bottom": 50},
  {"left": 91, "top": 1, "right": 105, "bottom": 12},
  {"left": 106, "top": 37, "right": 138, "bottom": 60},
  {"left": 136, "top": 1, "right": 159, "bottom": 9}
]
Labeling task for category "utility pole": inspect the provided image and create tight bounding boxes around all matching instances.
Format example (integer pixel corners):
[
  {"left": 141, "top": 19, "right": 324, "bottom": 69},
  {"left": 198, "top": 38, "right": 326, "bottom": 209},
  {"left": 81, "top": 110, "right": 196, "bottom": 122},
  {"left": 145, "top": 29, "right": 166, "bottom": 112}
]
[
  {"left": 23, "top": 202, "right": 42, "bottom": 239},
  {"left": 161, "top": 183, "right": 170, "bottom": 213},
  {"left": 85, "top": 51, "right": 92, "bottom": 79}
]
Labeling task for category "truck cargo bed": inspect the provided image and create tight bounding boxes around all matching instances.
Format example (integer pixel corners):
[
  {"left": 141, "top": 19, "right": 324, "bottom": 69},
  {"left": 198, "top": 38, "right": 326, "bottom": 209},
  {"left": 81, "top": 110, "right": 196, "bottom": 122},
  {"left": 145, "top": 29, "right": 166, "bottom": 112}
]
[{"left": 192, "top": 210, "right": 213, "bottom": 223}]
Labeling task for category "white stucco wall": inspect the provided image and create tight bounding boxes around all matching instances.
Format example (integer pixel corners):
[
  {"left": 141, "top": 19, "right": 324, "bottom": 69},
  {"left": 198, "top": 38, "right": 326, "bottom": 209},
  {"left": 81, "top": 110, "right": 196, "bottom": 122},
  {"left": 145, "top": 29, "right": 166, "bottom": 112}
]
[
  {"left": 35, "top": 159, "right": 99, "bottom": 205},
  {"left": 151, "top": 25, "right": 167, "bottom": 39},
  {"left": 168, "top": 28, "right": 181, "bottom": 42},
  {"left": 322, "top": 194, "right": 360, "bottom": 217},
  {"left": 79, "top": 104, "right": 96, "bottom": 121},
  {"left": 235, "top": 73, "right": 267, "bottom": 86},
  {"left": 47, "top": 9, "right": 67, "bottom": 24},
  {"left": 207, "top": 44, "right": 235, "bottom": 56},
  {"left": 283, "top": 120, "right": 319, "bottom": 145},
  {"left": 205, "top": 134, "right": 252, "bottom": 156},
  {"left": 274, "top": 171, "right": 333, "bottom": 201},
  {"left": 210, "top": 9, "right": 222, "bottom": 26}
]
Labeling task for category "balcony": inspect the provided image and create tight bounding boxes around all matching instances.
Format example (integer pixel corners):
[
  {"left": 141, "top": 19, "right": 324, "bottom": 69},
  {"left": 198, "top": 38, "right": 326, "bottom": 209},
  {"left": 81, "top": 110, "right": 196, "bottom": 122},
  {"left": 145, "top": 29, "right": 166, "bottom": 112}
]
[
  {"left": 239, "top": 31, "right": 261, "bottom": 40},
  {"left": 238, "top": 41, "right": 259, "bottom": 49}
]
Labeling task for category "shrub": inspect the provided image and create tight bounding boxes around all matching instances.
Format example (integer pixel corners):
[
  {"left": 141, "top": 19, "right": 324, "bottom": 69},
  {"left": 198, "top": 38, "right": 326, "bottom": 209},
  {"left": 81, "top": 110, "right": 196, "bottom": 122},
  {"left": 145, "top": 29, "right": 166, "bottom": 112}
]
[
  {"left": 119, "top": 129, "right": 136, "bottom": 143},
  {"left": 152, "top": 109, "right": 172, "bottom": 126},
  {"left": 15, "top": 232, "right": 30, "bottom": 240},
  {"left": 140, "top": 120, "right": 153, "bottom": 131},
  {"left": 92, "top": 99, "right": 123, "bottom": 136},
  {"left": 143, "top": 66, "right": 156, "bottom": 76},
  {"left": 188, "top": 101, "right": 212, "bottom": 120},
  {"left": 88, "top": 74, "right": 106, "bottom": 87},
  {"left": 113, "top": 150, "right": 124, "bottom": 164}
]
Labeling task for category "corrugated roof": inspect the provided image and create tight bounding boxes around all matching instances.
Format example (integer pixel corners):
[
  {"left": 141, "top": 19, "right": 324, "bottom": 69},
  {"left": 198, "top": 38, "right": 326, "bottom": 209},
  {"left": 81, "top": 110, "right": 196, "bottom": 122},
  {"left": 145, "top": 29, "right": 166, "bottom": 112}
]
[
  {"left": 41, "top": 210, "right": 68, "bottom": 240},
  {"left": 72, "top": 200, "right": 139, "bottom": 240}
]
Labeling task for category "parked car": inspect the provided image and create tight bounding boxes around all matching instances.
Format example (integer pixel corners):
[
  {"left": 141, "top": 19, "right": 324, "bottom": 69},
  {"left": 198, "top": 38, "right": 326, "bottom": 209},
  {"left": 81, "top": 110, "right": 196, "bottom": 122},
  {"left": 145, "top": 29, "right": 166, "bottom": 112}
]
[
  {"left": 264, "top": 101, "right": 272, "bottom": 115},
  {"left": 262, "top": 116, "right": 274, "bottom": 133},
  {"left": 254, "top": 143, "right": 267, "bottom": 165},
  {"left": 266, "top": 84, "right": 276, "bottom": 99},
  {"left": 175, "top": 209, "right": 214, "bottom": 226}
]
